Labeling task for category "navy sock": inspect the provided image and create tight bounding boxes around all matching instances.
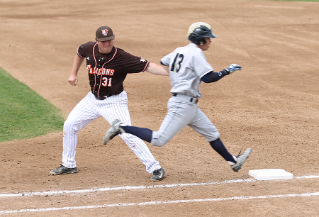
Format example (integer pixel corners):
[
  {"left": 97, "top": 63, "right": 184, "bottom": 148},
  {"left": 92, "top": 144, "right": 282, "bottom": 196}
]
[
  {"left": 209, "top": 138, "right": 236, "bottom": 163},
  {"left": 120, "top": 126, "right": 153, "bottom": 143}
]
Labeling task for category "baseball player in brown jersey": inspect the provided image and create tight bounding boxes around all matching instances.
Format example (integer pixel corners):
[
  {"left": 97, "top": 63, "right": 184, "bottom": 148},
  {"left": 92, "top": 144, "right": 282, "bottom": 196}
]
[{"left": 50, "top": 26, "right": 168, "bottom": 181}]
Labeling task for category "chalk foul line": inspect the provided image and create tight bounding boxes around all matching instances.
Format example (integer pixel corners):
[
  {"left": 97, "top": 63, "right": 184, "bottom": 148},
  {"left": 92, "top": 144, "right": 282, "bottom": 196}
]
[
  {"left": 0, "top": 191, "right": 318, "bottom": 214},
  {"left": 0, "top": 175, "right": 318, "bottom": 198}
]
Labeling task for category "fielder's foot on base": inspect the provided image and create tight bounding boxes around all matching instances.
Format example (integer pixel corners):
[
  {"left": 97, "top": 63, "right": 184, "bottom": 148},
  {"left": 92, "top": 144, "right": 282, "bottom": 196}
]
[
  {"left": 50, "top": 164, "right": 78, "bottom": 175},
  {"left": 231, "top": 148, "right": 251, "bottom": 172},
  {"left": 150, "top": 168, "right": 166, "bottom": 181},
  {"left": 103, "top": 119, "right": 125, "bottom": 145}
]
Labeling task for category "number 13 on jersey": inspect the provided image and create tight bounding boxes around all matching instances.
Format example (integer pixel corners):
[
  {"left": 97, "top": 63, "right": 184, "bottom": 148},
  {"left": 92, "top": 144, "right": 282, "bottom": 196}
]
[{"left": 171, "top": 53, "right": 184, "bottom": 73}]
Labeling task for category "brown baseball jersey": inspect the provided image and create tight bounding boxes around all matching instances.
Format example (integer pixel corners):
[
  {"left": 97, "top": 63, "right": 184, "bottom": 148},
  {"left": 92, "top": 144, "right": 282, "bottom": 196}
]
[{"left": 77, "top": 42, "right": 149, "bottom": 97}]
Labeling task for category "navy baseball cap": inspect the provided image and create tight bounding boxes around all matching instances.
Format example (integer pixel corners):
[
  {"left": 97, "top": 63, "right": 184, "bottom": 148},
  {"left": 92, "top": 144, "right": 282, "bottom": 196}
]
[{"left": 96, "top": 26, "right": 115, "bottom": 41}]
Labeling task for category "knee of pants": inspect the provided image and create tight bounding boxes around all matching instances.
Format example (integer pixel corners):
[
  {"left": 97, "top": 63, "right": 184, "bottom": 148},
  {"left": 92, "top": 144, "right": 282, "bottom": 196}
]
[
  {"left": 151, "top": 138, "right": 166, "bottom": 147},
  {"left": 206, "top": 131, "right": 220, "bottom": 142},
  {"left": 63, "top": 119, "right": 80, "bottom": 133},
  {"left": 151, "top": 132, "right": 170, "bottom": 147}
]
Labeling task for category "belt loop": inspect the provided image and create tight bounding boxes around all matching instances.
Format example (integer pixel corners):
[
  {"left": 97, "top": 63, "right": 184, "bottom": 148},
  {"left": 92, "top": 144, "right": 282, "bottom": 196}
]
[{"left": 190, "top": 98, "right": 199, "bottom": 104}]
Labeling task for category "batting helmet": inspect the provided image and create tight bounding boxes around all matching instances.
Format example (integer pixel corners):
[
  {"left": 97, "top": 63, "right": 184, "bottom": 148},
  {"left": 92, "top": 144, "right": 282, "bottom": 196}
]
[{"left": 188, "top": 22, "right": 217, "bottom": 45}]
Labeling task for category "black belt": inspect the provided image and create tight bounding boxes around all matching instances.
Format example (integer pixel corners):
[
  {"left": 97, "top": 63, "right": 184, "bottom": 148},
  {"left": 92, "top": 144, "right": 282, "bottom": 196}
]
[
  {"left": 94, "top": 92, "right": 118, "bottom": 100},
  {"left": 95, "top": 96, "right": 106, "bottom": 100},
  {"left": 172, "top": 93, "right": 199, "bottom": 104}
]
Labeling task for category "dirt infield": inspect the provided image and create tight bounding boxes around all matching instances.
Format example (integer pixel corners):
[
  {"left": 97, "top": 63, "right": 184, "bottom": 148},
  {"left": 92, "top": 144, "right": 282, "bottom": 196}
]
[{"left": 0, "top": 0, "right": 319, "bottom": 216}]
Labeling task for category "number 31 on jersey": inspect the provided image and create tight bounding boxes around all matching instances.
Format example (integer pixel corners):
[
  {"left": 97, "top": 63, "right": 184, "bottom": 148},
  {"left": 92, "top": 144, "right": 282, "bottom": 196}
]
[{"left": 102, "top": 77, "right": 112, "bottom": 87}]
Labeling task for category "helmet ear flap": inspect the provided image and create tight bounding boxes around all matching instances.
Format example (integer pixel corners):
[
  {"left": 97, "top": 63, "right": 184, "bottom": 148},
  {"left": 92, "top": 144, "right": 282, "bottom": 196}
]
[
  {"left": 199, "top": 38, "right": 206, "bottom": 45},
  {"left": 188, "top": 34, "right": 206, "bottom": 46},
  {"left": 188, "top": 34, "right": 197, "bottom": 45}
]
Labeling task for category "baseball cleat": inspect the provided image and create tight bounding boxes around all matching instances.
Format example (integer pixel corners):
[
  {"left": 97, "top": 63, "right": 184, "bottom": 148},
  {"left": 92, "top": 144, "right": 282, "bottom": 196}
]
[
  {"left": 103, "top": 119, "right": 124, "bottom": 145},
  {"left": 150, "top": 168, "right": 166, "bottom": 181},
  {"left": 231, "top": 148, "right": 251, "bottom": 172},
  {"left": 50, "top": 164, "right": 78, "bottom": 175}
]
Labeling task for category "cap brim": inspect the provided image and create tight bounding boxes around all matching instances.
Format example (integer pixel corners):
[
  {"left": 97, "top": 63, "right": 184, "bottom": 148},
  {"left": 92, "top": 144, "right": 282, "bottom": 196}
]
[
  {"left": 211, "top": 33, "right": 217, "bottom": 38},
  {"left": 96, "top": 36, "right": 115, "bottom": 41}
]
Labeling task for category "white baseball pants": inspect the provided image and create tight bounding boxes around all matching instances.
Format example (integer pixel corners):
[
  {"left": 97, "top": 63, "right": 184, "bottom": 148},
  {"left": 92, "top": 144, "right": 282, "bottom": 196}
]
[
  {"left": 152, "top": 94, "right": 220, "bottom": 147},
  {"left": 62, "top": 91, "right": 161, "bottom": 173}
]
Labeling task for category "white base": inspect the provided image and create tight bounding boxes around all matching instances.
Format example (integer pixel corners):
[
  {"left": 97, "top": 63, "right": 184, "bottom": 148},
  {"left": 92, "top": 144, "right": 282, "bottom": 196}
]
[{"left": 249, "top": 169, "right": 294, "bottom": 180}]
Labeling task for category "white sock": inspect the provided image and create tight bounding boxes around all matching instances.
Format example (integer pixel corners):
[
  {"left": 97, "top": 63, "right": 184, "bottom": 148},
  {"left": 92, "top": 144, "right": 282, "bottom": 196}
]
[{"left": 227, "top": 156, "right": 237, "bottom": 166}]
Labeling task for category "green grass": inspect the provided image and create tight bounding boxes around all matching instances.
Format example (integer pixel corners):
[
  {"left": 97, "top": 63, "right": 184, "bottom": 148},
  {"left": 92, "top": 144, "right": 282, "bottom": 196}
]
[{"left": 0, "top": 68, "right": 65, "bottom": 142}]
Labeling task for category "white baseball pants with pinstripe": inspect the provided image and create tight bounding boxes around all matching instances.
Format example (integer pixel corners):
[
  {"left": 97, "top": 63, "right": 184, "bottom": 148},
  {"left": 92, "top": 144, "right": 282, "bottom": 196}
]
[{"left": 62, "top": 91, "right": 161, "bottom": 174}]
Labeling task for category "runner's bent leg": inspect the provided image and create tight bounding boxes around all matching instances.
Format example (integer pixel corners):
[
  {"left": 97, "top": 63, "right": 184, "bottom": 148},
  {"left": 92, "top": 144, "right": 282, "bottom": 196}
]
[{"left": 188, "top": 108, "right": 235, "bottom": 163}]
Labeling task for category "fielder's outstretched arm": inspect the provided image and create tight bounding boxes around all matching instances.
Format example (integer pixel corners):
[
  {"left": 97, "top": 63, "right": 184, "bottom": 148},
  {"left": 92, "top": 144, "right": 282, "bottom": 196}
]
[{"left": 146, "top": 63, "right": 169, "bottom": 76}]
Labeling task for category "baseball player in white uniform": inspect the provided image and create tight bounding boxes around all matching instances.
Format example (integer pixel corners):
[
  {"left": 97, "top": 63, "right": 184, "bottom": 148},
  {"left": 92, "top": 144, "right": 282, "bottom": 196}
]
[
  {"left": 50, "top": 26, "right": 168, "bottom": 181},
  {"left": 103, "top": 22, "right": 251, "bottom": 173}
]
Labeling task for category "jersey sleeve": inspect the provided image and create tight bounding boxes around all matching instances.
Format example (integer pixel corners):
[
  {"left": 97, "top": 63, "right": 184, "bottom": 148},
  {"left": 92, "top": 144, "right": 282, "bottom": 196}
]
[
  {"left": 161, "top": 51, "right": 175, "bottom": 66},
  {"left": 160, "top": 54, "right": 170, "bottom": 66},
  {"left": 121, "top": 51, "right": 149, "bottom": 73},
  {"left": 77, "top": 42, "right": 93, "bottom": 58}
]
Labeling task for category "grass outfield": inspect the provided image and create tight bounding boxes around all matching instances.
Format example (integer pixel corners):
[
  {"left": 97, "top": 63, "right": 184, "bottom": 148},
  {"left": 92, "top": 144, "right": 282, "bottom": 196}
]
[{"left": 0, "top": 68, "right": 65, "bottom": 142}]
